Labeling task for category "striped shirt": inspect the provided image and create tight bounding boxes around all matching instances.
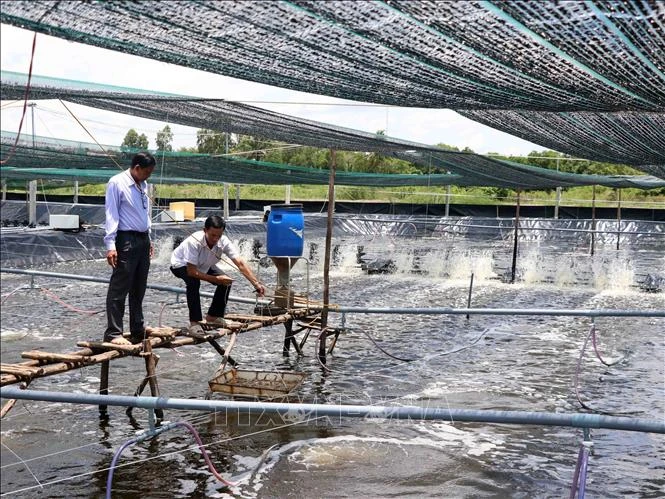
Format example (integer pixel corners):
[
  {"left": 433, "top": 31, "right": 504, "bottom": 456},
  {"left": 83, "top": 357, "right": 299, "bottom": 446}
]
[{"left": 104, "top": 169, "right": 151, "bottom": 250}]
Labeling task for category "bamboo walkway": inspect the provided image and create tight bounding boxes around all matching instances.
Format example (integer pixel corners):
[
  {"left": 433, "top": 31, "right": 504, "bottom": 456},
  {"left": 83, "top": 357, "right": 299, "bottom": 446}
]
[{"left": 0, "top": 307, "right": 320, "bottom": 389}]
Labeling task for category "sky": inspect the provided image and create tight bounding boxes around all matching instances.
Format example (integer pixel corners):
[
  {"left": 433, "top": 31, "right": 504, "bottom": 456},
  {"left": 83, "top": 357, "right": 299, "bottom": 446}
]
[{"left": 1, "top": 25, "right": 544, "bottom": 156}]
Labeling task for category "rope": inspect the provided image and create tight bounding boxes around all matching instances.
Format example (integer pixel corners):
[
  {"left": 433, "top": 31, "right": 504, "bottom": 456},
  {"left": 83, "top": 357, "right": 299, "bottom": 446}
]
[
  {"left": 57, "top": 99, "right": 124, "bottom": 171},
  {"left": 38, "top": 287, "right": 103, "bottom": 315},
  {"left": 1, "top": 441, "right": 43, "bottom": 491},
  {"left": 0, "top": 32, "right": 37, "bottom": 165},
  {"left": 345, "top": 327, "right": 415, "bottom": 362}
]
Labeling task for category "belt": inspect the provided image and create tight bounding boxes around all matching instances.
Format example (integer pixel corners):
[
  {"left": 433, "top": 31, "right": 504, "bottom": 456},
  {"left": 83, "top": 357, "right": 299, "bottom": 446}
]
[{"left": 118, "top": 230, "right": 149, "bottom": 236}]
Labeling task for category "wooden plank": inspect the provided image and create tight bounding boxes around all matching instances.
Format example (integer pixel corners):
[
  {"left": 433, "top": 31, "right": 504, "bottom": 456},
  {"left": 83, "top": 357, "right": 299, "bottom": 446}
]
[
  {"left": 77, "top": 341, "right": 143, "bottom": 353},
  {"left": 0, "top": 364, "right": 44, "bottom": 376},
  {"left": 21, "top": 351, "right": 92, "bottom": 363}
]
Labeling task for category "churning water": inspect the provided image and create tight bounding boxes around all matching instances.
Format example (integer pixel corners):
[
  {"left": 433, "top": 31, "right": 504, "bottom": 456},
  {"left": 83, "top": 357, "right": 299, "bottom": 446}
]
[{"left": 1, "top": 218, "right": 664, "bottom": 498}]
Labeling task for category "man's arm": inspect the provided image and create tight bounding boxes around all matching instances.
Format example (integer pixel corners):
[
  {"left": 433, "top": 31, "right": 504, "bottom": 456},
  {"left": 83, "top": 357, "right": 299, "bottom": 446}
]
[
  {"left": 104, "top": 181, "right": 120, "bottom": 267},
  {"left": 232, "top": 257, "right": 266, "bottom": 296},
  {"left": 186, "top": 263, "right": 233, "bottom": 286}
]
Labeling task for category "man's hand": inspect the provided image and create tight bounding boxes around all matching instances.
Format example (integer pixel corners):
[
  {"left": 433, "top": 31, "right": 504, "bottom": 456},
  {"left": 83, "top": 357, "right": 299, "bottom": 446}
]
[
  {"left": 214, "top": 275, "right": 234, "bottom": 286},
  {"left": 106, "top": 249, "right": 118, "bottom": 268},
  {"left": 254, "top": 283, "right": 266, "bottom": 297}
]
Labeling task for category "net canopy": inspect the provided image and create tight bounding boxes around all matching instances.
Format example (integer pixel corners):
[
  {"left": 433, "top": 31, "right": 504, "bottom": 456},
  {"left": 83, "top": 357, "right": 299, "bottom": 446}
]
[
  {"left": 1, "top": 1, "right": 663, "bottom": 111},
  {"left": 1, "top": 1, "right": 663, "bottom": 178},
  {"left": 2, "top": 131, "right": 664, "bottom": 189}
]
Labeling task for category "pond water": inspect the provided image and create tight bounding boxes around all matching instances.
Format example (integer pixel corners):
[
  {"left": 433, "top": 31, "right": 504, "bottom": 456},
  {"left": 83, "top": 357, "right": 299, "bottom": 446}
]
[{"left": 1, "top": 218, "right": 664, "bottom": 498}]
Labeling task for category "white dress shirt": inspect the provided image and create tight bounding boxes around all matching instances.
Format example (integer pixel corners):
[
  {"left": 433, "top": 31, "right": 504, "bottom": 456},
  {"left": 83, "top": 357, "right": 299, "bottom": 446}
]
[
  {"left": 171, "top": 230, "right": 240, "bottom": 273},
  {"left": 104, "top": 169, "right": 151, "bottom": 250}
]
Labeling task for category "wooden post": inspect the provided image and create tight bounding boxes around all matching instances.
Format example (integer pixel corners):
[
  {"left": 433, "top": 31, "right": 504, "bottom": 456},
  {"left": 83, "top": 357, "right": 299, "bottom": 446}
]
[
  {"left": 283, "top": 318, "right": 293, "bottom": 356},
  {"left": 142, "top": 340, "right": 163, "bottom": 419},
  {"left": 510, "top": 190, "right": 521, "bottom": 284},
  {"left": 73, "top": 180, "right": 79, "bottom": 204},
  {"left": 616, "top": 189, "right": 622, "bottom": 251},
  {"left": 235, "top": 185, "right": 240, "bottom": 211},
  {"left": 99, "top": 360, "right": 109, "bottom": 418},
  {"left": 320, "top": 149, "right": 336, "bottom": 363},
  {"left": 590, "top": 185, "right": 597, "bottom": 256},
  {"left": 2, "top": 179, "right": 6, "bottom": 202}
]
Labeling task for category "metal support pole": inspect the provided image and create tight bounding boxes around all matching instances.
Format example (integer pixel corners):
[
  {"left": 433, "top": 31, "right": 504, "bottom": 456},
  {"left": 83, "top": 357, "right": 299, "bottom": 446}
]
[
  {"left": 444, "top": 184, "right": 451, "bottom": 218},
  {"left": 616, "top": 189, "right": 622, "bottom": 251},
  {"left": 2, "top": 387, "right": 664, "bottom": 434},
  {"left": 73, "top": 180, "right": 79, "bottom": 204},
  {"left": 466, "top": 273, "right": 474, "bottom": 320},
  {"left": 554, "top": 157, "right": 561, "bottom": 219},
  {"left": 320, "top": 150, "right": 337, "bottom": 363},
  {"left": 590, "top": 185, "right": 597, "bottom": 256},
  {"left": 28, "top": 180, "right": 37, "bottom": 226},
  {"left": 147, "top": 184, "right": 155, "bottom": 222},
  {"left": 235, "top": 185, "right": 240, "bottom": 211},
  {"left": 1, "top": 179, "right": 6, "bottom": 201},
  {"left": 4, "top": 268, "right": 665, "bottom": 318},
  {"left": 29, "top": 102, "right": 36, "bottom": 148},
  {"left": 510, "top": 190, "right": 521, "bottom": 284},
  {"left": 223, "top": 183, "right": 230, "bottom": 220},
  {"left": 285, "top": 170, "right": 291, "bottom": 204}
]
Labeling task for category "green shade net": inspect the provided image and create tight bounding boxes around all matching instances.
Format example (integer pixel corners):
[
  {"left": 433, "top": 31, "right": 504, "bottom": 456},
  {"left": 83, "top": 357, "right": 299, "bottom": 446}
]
[{"left": 2, "top": 132, "right": 663, "bottom": 189}]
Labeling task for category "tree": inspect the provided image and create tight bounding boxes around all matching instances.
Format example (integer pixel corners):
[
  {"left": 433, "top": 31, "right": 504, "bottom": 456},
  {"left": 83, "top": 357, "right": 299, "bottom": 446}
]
[
  {"left": 121, "top": 129, "right": 149, "bottom": 151},
  {"left": 155, "top": 125, "right": 173, "bottom": 152},
  {"left": 234, "top": 135, "right": 275, "bottom": 161},
  {"left": 196, "top": 129, "right": 236, "bottom": 154}
]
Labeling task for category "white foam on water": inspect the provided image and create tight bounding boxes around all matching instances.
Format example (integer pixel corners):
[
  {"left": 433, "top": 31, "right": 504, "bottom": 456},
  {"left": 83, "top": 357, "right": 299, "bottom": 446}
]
[
  {"left": 591, "top": 255, "right": 635, "bottom": 292},
  {"left": 0, "top": 329, "right": 30, "bottom": 341},
  {"left": 153, "top": 235, "right": 175, "bottom": 265}
]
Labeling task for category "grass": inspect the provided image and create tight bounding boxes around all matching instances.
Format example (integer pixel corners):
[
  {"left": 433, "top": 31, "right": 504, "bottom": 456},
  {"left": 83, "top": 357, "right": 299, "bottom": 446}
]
[{"left": 7, "top": 182, "right": 665, "bottom": 209}]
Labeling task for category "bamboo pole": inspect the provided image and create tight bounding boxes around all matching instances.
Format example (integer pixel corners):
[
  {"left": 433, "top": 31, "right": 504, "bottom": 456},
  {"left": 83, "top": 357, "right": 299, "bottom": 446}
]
[
  {"left": 142, "top": 339, "right": 163, "bottom": 419},
  {"left": 99, "top": 360, "right": 109, "bottom": 418},
  {"left": 510, "top": 190, "right": 521, "bottom": 284},
  {"left": 320, "top": 149, "right": 336, "bottom": 363}
]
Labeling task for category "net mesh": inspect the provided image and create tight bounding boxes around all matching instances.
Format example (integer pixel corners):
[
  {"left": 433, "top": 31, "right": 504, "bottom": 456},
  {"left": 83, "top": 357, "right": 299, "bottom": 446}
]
[
  {"left": 1, "top": 1, "right": 663, "bottom": 111},
  {"left": 1, "top": 2, "right": 663, "bottom": 182},
  {"left": 2, "top": 132, "right": 663, "bottom": 189}
]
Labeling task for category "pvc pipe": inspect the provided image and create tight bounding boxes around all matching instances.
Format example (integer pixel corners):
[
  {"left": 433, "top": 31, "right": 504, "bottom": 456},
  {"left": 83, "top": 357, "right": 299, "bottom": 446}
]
[
  {"left": 1, "top": 387, "right": 663, "bottom": 434},
  {"left": 2, "top": 269, "right": 663, "bottom": 318}
]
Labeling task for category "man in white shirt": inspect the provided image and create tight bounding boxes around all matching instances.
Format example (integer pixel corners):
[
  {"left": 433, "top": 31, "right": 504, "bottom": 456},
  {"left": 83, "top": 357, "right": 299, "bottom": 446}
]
[
  {"left": 103, "top": 151, "right": 156, "bottom": 345},
  {"left": 171, "top": 215, "right": 265, "bottom": 331}
]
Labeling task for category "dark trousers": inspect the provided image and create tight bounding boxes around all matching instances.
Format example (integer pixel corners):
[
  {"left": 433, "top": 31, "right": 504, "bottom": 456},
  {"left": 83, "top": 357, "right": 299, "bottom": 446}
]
[
  {"left": 104, "top": 231, "right": 151, "bottom": 341},
  {"left": 170, "top": 265, "right": 231, "bottom": 322}
]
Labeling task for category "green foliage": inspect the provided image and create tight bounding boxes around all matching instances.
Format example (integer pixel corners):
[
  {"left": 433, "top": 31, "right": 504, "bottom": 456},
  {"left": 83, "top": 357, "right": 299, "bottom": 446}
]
[
  {"left": 155, "top": 125, "right": 173, "bottom": 152},
  {"left": 234, "top": 135, "right": 277, "bottom": 160},
  {"left": 196, "top": 129, "right": 236, "bottom": 154},
  {"left": 121, "top": 128, "right": 149, "bottom": 151}
]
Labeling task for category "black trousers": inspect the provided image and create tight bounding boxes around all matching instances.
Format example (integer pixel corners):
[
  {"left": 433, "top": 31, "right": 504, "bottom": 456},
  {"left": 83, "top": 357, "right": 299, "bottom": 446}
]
[
  {"left": 104, "top": 231, "right": 151, "bottom": 341},
  {"left": 170, "top": 265, "right": 231, "bottom": 322}
]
